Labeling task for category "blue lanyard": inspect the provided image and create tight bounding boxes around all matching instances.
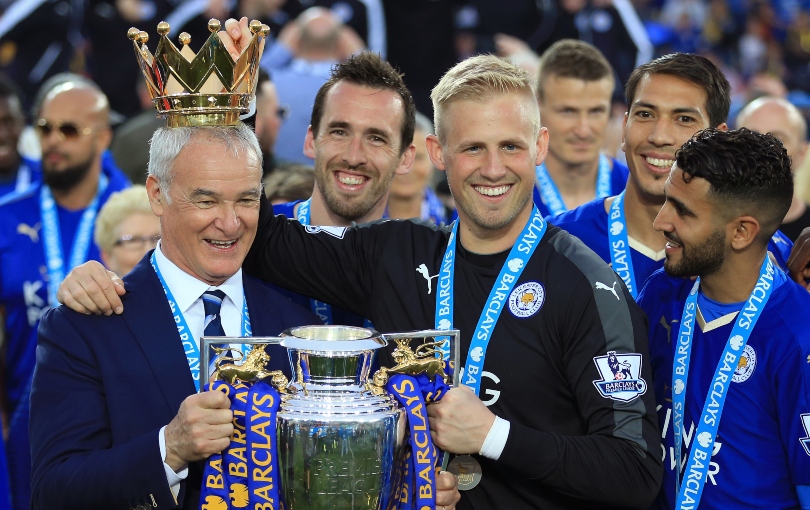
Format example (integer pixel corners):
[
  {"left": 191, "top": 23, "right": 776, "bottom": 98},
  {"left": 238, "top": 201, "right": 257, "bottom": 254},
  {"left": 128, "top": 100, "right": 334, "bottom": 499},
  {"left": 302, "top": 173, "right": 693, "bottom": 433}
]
[
  {"left": 296, "top": 198, "right": 311, "bottom": 224},
  {"left": 16, "top": 160, "right": 32, "bottom": 193},
  {"left": 40, "top": 174, "right": 108, "bottom": 307},
  {"left": 535, "top": 154, "right": 611, "bottom": 217},
  {"left": 151, "top": 252, "right": 251, "bottom": 391},
  {"left": 296, "top": 198, "right": 335, "bottom": 324},
  {"left": 422, "top": 188, "right": 447, "bottom": 224},
  {"left": 672, "top": 257, "right": 777, "bottom": 508},
  {"left": 607, "top": 191, "right": 638, "bottom": 299},
  {"left": 435, "top": 206, "right": 547, "bottom": 396}
]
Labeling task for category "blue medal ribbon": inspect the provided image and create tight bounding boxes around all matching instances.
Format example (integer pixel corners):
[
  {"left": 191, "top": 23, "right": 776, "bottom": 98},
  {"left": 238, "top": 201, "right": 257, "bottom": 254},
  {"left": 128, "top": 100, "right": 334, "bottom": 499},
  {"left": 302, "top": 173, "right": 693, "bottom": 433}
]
[
  {"left": 535, "top": 154, "right": 611, "bottom": 217},
  {"left": 387, "top": 373, "right": 448, "bottom": 510},
  {"left": 40, "top": 174, "right": 108, "bottom": 307},
  {"left": 436, "top": 207, "right": 547, "bottom": 396},
  {"left": 246, "top": 379, "right": 281, "bottom": 509},
  {"left": 200, "top": 381, "right": 233, "bottom": 507},
  {"left": 200, "top": 379, "right": 281, "bottom": 510},
  {"left": 672, "top": 257, "right": 779, "bottom": 508},
  {"left": 151, "top": 252, "right": 251, "bottom": 391},
  {"left": 606, "top": 191, "right": 638, "bottom": 299}
]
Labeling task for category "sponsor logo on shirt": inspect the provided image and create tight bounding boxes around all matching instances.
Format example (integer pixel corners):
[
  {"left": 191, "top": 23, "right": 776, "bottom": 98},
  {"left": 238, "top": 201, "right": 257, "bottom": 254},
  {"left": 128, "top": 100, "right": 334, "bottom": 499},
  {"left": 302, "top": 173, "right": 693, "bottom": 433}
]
[
  {"left": 657, "top": 408, "right": 724, "bottom": 484},
  {"left": 17, "top": 222, "right": 41, "bottom": 243},
  {"left": 508, "top": 281, "right": 544, "bottom": 318},
  {"left": 592, "top": 351, "right": 647, "bottom": 402},
  {"left": 304, "top": 225, "right": 347, "bottom": 239},
  {"left": 800, "top": 413, "right": 810, "bottom": 456},
  {"left": 731, "top": 344, "right": 756, "bottom": 383}
]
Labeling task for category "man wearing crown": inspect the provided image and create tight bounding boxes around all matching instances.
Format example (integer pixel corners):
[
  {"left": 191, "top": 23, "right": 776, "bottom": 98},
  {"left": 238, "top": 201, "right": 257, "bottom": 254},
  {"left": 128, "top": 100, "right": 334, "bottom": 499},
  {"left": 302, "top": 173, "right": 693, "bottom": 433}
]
[{"left": 25, "top": 20, "right": 324, "bottom": 510}]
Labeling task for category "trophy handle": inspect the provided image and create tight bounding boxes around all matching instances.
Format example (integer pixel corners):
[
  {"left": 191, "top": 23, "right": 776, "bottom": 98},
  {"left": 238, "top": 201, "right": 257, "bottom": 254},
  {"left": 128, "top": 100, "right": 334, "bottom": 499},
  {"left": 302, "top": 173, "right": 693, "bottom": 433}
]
[
  {"left": 378, "top": 329, "right": 461, "bottom": 389},
  {"left": 200, "top": 336, "right": 285, "bottom": 389}
]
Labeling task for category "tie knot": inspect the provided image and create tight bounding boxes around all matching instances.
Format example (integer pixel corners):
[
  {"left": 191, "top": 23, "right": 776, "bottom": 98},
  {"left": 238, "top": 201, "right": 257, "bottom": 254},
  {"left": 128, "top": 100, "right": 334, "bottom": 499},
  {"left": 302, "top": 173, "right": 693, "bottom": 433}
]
[{"left": 202, "top": 289, "right": 226, "bottom": 316}]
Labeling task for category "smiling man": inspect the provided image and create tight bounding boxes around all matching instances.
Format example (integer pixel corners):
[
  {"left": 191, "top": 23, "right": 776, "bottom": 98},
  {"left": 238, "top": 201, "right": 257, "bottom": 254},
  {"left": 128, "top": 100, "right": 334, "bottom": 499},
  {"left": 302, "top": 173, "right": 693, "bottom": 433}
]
[
  {"left": 638, "top": 128, "right": 810, "bottom": 509},
  {"left": 553, "top": 53, "right": 793, "bottom": 300},
  {"left": 532, "top": 40, "right": 629, "bottom": 217}
]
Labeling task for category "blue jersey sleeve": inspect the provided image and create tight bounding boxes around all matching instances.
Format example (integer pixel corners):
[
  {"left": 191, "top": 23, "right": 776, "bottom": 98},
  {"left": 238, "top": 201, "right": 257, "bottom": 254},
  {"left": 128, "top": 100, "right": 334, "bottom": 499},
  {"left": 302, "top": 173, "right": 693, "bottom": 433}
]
[
  {"left": 774, "top": 304, "right": 810, "bottom": 490},
  {"left": 768, "top": 230, "right": 793, "bottom": 270}
]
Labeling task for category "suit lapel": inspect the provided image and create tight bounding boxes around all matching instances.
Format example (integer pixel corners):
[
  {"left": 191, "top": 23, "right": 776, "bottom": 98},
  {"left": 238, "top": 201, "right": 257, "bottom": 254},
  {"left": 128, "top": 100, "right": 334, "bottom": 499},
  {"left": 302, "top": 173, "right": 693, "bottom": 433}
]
[{"left": 122, "top": 253, "right": 196, "bottom": 413}]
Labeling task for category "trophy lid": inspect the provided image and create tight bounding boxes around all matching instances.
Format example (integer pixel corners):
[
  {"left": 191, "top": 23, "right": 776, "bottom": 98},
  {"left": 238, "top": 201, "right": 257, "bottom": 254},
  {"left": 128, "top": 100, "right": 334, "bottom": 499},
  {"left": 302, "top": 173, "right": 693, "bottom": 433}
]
[{"left": 281, "top": 325, "right": 385, "bottom": 353}]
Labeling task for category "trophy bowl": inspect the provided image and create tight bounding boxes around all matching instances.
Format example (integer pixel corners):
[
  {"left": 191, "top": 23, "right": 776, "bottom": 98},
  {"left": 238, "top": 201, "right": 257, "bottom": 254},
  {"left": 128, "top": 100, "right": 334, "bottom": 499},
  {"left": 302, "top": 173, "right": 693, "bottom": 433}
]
[{"left": 277, "top": 325, "right": 406, "bottom": 510}]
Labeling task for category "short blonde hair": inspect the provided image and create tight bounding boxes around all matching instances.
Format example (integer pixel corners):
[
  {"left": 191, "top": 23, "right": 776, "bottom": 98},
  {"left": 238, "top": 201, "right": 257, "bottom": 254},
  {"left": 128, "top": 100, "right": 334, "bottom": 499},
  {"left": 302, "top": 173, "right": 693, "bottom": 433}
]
[
  {"left": 94, "top": 186, "right": 154, "bottom": 253},
  {"left": 431, "top": 55, "right": 540, "bottom": 140}
]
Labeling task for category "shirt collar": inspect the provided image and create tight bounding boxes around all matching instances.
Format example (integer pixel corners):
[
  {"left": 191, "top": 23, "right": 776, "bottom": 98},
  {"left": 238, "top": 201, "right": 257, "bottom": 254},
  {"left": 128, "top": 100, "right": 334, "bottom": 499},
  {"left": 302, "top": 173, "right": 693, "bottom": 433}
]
[{"left": 154, "top": 241, "right": 244, "bottom": 314}]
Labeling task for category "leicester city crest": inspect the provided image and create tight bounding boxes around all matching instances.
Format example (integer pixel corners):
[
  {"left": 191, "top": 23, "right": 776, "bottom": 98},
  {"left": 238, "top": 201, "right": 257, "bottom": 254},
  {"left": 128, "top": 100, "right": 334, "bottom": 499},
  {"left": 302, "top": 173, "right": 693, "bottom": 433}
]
[{"left": 592, "top": 351, "right": 647, "bottom": 402}]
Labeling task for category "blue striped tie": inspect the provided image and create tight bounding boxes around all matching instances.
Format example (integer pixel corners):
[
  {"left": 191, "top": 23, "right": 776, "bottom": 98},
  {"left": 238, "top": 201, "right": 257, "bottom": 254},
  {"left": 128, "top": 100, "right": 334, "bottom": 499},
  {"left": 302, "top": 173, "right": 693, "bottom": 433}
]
[
  {"left": 203, "top": 290, "right": 227, "bottom": 376},
  {"left": 202, "top": 290, "right": 226, "bottom": 337}
]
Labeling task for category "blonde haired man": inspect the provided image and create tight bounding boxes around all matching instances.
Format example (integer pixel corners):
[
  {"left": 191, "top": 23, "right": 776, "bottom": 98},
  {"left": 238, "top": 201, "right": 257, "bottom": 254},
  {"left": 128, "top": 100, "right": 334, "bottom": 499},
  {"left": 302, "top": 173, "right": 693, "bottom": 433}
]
[
  {"left": 59, "top": 52, "right": 659, "bottom": 510},
  {"left": 95, "top": 185, "right": 160, "bottom": 275}
]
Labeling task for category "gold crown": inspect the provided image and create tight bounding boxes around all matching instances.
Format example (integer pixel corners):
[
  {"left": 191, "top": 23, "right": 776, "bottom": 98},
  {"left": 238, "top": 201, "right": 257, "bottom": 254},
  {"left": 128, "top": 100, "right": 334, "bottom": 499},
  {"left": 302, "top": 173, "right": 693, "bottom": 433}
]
[{"left": 128, "top": 19, "right": 270, "bottom": 127}]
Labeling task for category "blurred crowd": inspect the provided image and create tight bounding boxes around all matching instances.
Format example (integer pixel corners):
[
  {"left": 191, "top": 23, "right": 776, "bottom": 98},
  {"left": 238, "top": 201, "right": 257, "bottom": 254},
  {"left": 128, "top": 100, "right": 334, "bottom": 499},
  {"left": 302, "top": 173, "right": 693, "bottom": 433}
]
[{"left": 3, "top": 0, "right": 810, "bottom": 197}]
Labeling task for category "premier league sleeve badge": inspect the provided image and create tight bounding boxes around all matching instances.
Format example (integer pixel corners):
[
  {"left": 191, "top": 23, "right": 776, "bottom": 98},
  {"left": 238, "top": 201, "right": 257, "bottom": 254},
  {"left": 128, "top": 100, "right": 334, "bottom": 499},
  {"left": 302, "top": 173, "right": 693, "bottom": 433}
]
[{"left": 592, "top": 351, "right": 648, "bottom": 402}]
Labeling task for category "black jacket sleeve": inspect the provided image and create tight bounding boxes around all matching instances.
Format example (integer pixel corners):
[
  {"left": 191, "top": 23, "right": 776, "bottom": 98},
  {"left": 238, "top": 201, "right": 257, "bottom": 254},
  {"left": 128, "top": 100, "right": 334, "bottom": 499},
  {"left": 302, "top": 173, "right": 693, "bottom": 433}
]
[
  {"left": 244, "top": 196, "right": 390, "bottom": 318},
  {"left": 497, "top": 254, "right": 662, "bottom": 508}
]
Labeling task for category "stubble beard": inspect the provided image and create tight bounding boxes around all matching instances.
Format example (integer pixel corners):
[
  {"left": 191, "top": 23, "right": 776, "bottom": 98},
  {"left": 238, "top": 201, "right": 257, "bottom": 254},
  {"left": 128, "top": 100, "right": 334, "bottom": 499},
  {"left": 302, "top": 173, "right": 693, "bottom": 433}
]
[
  {"left": 664, "top": 228, "right": 726, "bottom": 278},
  {"left": 43, "top": 154, "right": 94, "bottom": 192},
  {"left": 315, "top": 164, "right": 395, "bottom": 222}
]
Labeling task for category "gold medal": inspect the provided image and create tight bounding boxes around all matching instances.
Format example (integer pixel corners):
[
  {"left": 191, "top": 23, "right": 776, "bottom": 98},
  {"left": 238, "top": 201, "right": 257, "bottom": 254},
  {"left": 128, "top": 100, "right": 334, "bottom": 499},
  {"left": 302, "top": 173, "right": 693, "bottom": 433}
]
[{"left": 447, "top": 455, "right": 482, "bottom": 490}]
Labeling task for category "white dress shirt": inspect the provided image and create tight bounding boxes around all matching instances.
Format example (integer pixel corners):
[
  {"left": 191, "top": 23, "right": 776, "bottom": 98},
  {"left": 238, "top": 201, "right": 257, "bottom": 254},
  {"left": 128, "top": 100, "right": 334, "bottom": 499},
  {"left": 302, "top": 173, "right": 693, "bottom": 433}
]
[{"left": 153, "top": 242, "right": 247, "bottom": 499}]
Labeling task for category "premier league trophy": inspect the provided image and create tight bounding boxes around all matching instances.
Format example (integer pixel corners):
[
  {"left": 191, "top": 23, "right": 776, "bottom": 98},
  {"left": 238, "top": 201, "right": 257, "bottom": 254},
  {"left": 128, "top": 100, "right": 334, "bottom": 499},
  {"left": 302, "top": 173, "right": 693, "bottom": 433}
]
[{"left": 201, "top": 326, "right": 460, "bottom": 510}]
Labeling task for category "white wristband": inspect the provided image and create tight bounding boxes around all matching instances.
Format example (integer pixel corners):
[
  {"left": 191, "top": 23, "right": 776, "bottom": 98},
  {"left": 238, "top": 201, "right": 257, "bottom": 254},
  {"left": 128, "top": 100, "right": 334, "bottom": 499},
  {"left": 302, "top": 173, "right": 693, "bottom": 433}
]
[{"left": 478, "top": 416, "right": 510, "bottom": 460}]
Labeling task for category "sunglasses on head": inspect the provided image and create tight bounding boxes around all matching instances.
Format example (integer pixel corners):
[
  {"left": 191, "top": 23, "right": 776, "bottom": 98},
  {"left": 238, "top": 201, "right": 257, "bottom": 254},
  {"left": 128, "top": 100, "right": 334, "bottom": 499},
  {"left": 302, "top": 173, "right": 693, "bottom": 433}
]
[{"left": 35, "top": 119, "right": 93, "bottom": 141}]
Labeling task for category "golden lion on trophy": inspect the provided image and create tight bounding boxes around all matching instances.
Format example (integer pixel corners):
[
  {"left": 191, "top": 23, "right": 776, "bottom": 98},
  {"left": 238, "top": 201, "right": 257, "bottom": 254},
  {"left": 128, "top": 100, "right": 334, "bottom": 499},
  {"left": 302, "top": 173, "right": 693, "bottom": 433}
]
[{"left": 210, "top": 345, "right": 291, "bottom": 392}]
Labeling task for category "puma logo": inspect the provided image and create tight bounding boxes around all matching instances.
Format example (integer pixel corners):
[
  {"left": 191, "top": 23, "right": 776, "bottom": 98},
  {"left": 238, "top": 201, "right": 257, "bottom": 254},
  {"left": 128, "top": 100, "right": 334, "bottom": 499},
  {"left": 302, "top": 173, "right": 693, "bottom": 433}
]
[
  {"left": 17, "top": 222, "right": 41, "bottom": 243},
  {"left": 595, "top": 281, "right": 620, "bottom": 300},
  {"left": 416, "top": 264, "right": 439, "bottom": 294}
]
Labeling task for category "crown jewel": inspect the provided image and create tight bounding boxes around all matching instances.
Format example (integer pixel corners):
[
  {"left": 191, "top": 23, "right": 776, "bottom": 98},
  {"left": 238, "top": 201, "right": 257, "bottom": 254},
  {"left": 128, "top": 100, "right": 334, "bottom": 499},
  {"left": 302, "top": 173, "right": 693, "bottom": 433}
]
[{"left": 128, "top": 19, "right": 270, "bottom": 127}]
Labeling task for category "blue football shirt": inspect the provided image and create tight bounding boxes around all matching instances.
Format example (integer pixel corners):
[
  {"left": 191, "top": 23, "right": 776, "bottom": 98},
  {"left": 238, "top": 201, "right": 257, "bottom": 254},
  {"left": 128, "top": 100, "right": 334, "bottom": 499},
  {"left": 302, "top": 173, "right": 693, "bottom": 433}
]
[
  {"left": 638, "top": 268, "right": 810, "bottom": 509},
  {"left": 533, "top": 157, "right": 629, "bottom": 218},
  {"left": 0, "top": 166, "right": 130, "bottom": 413},
  {"left": 550, "top": 197, "right": 795, "bottom": 295}
]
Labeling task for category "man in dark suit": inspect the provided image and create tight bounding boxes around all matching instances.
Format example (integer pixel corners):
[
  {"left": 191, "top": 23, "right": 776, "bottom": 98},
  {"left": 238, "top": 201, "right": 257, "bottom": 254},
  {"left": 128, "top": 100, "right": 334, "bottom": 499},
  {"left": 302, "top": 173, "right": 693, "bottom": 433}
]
[{"left": 28, "top": 123, "right": 319, "bottom": 509}]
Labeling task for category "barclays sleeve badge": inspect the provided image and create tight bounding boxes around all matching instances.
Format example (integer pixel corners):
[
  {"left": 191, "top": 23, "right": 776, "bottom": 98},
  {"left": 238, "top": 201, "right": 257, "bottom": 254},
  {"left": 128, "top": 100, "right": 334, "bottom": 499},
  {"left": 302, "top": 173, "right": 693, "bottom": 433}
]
[{"left": 592, "top": 351, "right": 647, "bottom": 402}]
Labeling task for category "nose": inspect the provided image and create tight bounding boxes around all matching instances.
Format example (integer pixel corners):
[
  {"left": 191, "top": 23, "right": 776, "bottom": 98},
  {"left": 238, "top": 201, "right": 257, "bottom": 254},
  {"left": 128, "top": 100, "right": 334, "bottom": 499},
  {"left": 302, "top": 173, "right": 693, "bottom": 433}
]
[
  {"left": 652, "top": 202, "right": 672, "bottom": 233},
  {"left": 215, "top": 202, "right": 241, "bottom": 234},
  {"left": 648, "top": 118, "right": 675, "bottom": 147},
  {"left": 343, "top": 135, "right": 368, "bottom": 168},
  {"left": 572, "top": 114, "right": 592, "bottom": 139},
  {"left": 480, "top": 150, "right": 507, "bottom": 179}
]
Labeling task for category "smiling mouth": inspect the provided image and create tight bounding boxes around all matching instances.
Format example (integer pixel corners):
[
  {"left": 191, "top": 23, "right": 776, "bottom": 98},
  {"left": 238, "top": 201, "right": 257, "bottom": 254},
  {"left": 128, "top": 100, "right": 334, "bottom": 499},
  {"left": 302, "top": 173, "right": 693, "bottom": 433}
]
[
  {"left": 474, "top": 184, "right": 511, "bottom": 197},
  {"left": 207, "top": 239, "right": 237, "bottom": 249},
  {"left": 645, "top": 156, "right": 675, "bottom": 170},
  {"left": 334, "top": 170, "right": 370, "bottom": 187}
]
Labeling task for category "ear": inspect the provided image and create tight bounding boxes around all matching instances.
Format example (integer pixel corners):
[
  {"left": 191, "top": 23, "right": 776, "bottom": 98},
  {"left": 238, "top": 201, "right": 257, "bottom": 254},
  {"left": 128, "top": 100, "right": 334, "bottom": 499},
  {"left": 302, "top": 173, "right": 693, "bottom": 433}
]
[
  {"left": 620, "top": 112, "right": 629, "bottom": 153},
  {"left": 534, "top": 127, "right": 549, "bottom": 166},
  {"left": 303, "top": 126, "right": 316, "bottom": 159},
  {"left": 97, "top": 126, "right": 113, "bottom": 151},
  {"left": 395, "top": 143, "right": 415, "bottom": 176},
  {"left": 146, "top": 174, "right": 165, "bottom": 217},
  {"left": 425, "top": 134, "right": 445, "bottom": 172},
  {"left": 729, "top": 215, "right": 761, "bottom": 251},
  {"left": 716, "top": 122, "right": 729, "bottom": 132}
]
